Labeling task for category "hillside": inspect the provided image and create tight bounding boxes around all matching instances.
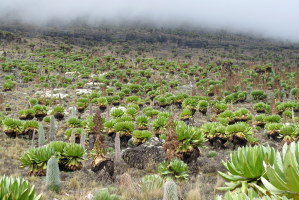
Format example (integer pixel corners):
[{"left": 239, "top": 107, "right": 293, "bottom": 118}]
[{"left": 0, "top": 24, "right": 298, "bottom": 200}]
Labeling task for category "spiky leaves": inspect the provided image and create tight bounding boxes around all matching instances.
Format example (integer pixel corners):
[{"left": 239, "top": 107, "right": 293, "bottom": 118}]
[
  {"left": 2, "top": 118, "right": 23, "bottom": 137},
  {"left": 113, "top": 121, "right": 135, "bottom": 137},
  {"left": 61, "top": 143, "right": 85, "bottom": 171},
  {"left": 175, "top": 123, "right": 206, "bottom": 154},
  {"left": 225, "top": 122, "right": 254, "bottom": 146},
  {"left": 136, "top": 115, "right": 149, "bottom": 130},
  {"left": 152, "top": 116, "right": 168, "bottom": 135},
  {"left": 218, "top": 145, "right": 275, "bottom": 193},
  {"left": 157, "top": 158, "right": 189, "bottom": 181},
  {"left": 200, "top": 122, "right": 226, "bottom": 147},
  {"left": 261, "top": 141, "right": 299, "bottom": 198},
  {"left": 0, "top": 176, "right": 41, "bottom": 200},
  {"left": 21, "top": 146, "right": 55, "bottom": 176},
  {"left": 132, "top": 130, "right": 153, "bottom": 145}
]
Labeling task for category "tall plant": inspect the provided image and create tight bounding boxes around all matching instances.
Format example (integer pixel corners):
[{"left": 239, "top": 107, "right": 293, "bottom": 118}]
[{"left": 46, "top": 156, "right": 61, "bottom": 193}]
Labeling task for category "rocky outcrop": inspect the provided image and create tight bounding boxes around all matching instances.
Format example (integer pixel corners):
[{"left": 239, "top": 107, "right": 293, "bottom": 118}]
[{"left": 122, "top": 137, "right": 165, "bottom": 170}]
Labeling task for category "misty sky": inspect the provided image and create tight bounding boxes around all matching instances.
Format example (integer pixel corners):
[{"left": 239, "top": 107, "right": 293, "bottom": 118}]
[{"left": 1, "top": 0, "right": 299, "bottom": 42}]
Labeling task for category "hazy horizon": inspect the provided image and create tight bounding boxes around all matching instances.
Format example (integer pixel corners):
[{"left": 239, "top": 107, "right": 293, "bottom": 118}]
[{"left": 1, "top": 0, "right": 299, "bottom": 42}]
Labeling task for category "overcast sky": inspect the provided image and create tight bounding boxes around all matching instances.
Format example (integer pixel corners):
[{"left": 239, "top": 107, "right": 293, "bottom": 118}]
[{"left": 1, "top": 0, "right": 299, "bottom": 42}]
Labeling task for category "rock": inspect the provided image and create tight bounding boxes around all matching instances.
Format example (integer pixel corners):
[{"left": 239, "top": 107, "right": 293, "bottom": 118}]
[
  {"left": 86, "top": 82, "right": 103, "bottom": 87},
  {"left": 35, "top": 89, "right": 69, "bottom": 99},
  {"left": 65, "top": 72, "right": 77, "bottom": 79},
  {"left": 110, "top": 106, "right": 126, "bottom": 112},
  {"left": 91, "top": 157, "right": 114, "bottom": 183},
  {"left": 85, "top": 193, "right": 93, "bottom": 200},
  {"left": 143, "top": 137, "right": 163, "bottom": 147},
  {"left": 76, "top": 89, "right": 91, "bottom": 95},
  {"left": 194, "top": 151, "right": 228, "bottom": 174},
  {"left": 122, "top": 141, "right": 165, "bottom": 170}
]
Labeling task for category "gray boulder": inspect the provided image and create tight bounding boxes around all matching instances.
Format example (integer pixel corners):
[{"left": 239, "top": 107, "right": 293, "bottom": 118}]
[{"left": 122, "top": 137, "right": 165, "bottom": 170}]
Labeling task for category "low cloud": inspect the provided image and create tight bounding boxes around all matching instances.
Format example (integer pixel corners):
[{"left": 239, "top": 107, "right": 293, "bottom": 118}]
[{"left": 1, "top": 0, "right": 299, "bottom": 42}]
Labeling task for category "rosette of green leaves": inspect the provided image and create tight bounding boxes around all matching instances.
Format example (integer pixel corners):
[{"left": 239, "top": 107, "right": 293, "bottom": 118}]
[
  {"left": 157, "top": 158, "right": 189, "bottom": 181},
  {"left": 262, "top": 141, "right": 299, "bottom": 198},
  {"left": 20, "top": 146, "right": 56, "bottom": 175},
  {"left": 176, "top": 123, "right": 206, "bottom": 153},
  {"left": 0, "top": 176, "right": 42, "bottom": 200},
  {"left": 218, "top": 145, "right": 275, "bottom": 194},
  {"left": 132, "top": 130, "right": 153, "bottom": 145}
]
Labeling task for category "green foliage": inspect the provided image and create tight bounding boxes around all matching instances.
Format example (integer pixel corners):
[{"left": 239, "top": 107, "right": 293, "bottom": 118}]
[
  {"left": 47, "top": 141, "right": 67, "bottom": 154},
  {"left": 152, "top": 116, "right": 168, "bottom": 135},
  {"left": 136, "top": 115, "right": 149, "bottom": 129},
  {"left": 265, "top": 123, "right": 283, "bottom": 133},
  {"left": 282, "top": 110, "right": 292, "bottom": 119},
  {"left": 64, "top": 128, "right": 84, "bottom": 138},
  {"left": 2, "top": 118, "right": 24, "bottom": 134},
  {"left": 132, "top": 130, "right": 153, "bottom": 145},
  {"left": 96, "top": 97, "right": 108, "bottom": 107},
  {"left": 104, "top": 120, "right": 117, "bottom": 134},
  {"left": 67, "top": 117, "right": 83, "bottom": 128},
  {"left": 218, "top": 111, "right": 235, "bottom": 124},
  {"left": 234, "top": 108, "right": 252, "bottom": 122},
  {"left": 157, "top": 158, "right": 189, "bottom": 181},
  {"left": 29, "top": 98, "right": 38, "bottom": 106},
  {"left": 126, "top": 95, "right": 140, "bottom": 103},
  {"left": 180, "top": 108, "right": 193, "bottom": 120},
  {"left": 261, "top": 141, "right": 299, "bottom": 198},
  {"left": 279, "top": 124, "right": 299, "bottom": 142},
  {"left": 253, "top": 102, "right": 270, "bottom": 113},
  {"left": 251, "top": 90, "right": 267, "bottom": 100},
  {"left": 32, "top": 105, "right": 48, "bottom": 116},
  {"left": 21, "top": 142, "right": 85, "bottom": 174},
  {"left": 110, "top": 108, "right": 125, "bottom": 118},
  {"left": 208, "top": 151, "right": 218, "bottom": 158},
  {"left": 52, "top": 105, "right": 64, "bottom": 114},
  {"left": 182, "top": 97, "right": 198, "bottom": 111},
  {"left": 225, "top": 91, "right": 247, "bottom": 103},
  {"left": 214, "top": 103, "right": 228, "bottom": 114},
  {"left": 144, "top": 108, "right": 160, "bottom": 118},
  {"left": 276, "top": 101, "right": 299, "bottom": 113},
  {"left": 61, "top": 143, "right": 85, "bottom": 171},
  {"left": 254, "top": 114, "right": 267, "bottom": 126},
  {"left": 197, "top": 100, "right": 209, "bottom": 113},
  {"left": 265, "top": 115, "right": 282, "bottom": 123},
  {"left": 23, "top": 120, "right": 39, "bottom": 132},
  {"left": 0, "top": 176, "right": 41, "bottom": 200},
  {"left": 200, "top": 122, "right": 226, "bottom": 141},
  {"left": 18, "top": 109, "right": 35, "bottom": 119},
  {"left": 126, "top": 107, "right": 138, "bottom": 118},
  {"left": 225, "top": 122, "right": 254, "bottom": 144},
  {"left": 94, "top": 188, "right": 120, "bottom": 200},
  {"left": 3, "top": 79, "right": 15, "bottom": 90},
  {"left": 175, "top": 123, "right": 206, "bottom": 152},
  {"left": 215, "top": 188, "right": 284, "bottom": 200},
  {"left": 218, "top": 145, "right": 275, "bottom": 193},
  {"left": 20, "top": 146, "right": 56, "bottom": 175},
  {"left": 113, "top": 121, "right": 135, "bottom": 136}
]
